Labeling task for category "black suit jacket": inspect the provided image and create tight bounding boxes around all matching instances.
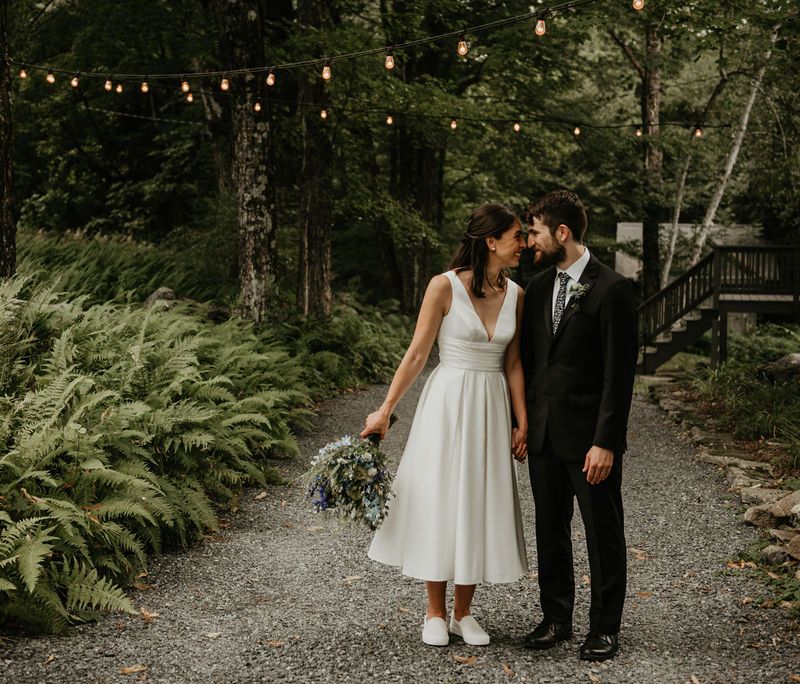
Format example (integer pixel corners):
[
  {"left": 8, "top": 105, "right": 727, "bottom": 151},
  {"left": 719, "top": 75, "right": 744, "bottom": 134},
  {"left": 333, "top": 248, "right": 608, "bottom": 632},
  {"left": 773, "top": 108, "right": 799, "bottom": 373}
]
[{"left": 520, "top": 254, "right": 638, "bottom": 461}]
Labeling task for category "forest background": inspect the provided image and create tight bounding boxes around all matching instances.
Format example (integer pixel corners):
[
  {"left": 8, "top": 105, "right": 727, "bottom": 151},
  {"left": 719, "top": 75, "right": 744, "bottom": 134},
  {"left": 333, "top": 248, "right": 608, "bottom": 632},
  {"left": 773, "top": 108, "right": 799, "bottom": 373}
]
[{"left": 0, "top": 0, "right": 798, "bottom": 633}]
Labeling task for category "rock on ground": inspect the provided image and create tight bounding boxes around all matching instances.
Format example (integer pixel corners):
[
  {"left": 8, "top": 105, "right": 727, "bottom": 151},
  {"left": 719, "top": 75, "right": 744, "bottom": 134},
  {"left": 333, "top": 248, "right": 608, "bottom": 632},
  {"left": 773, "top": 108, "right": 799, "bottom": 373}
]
[{"left": 1, "top": 377, "right": 798, "bottom": 683}]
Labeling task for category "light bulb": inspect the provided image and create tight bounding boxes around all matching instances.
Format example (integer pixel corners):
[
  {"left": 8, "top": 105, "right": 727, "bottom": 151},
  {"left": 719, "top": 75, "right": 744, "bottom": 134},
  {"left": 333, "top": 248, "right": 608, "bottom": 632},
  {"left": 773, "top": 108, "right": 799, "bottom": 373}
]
[
  {"left": 386, "top": 114, "right": 394, "bottom": 125},
  {"left": 320, "top": 108, "right": 328, "bottom": 119},
  {"left": 19, "top": 66, "right": 27, "bottom": 79},
  {"left": 181, "top": 79, "right": 190, "bottom": 93},
  {"left": 457, "top": 36, "right": 469, "bottom": 56},
  {"left": 46, "top": 71, "right": 55, "bottom": 84},
  {"left": 535, "top": 19, "right": 547, "bottom": 36},
  {"left": 141, "top": 80, "right": 149, "bottom": 93},
  {"left": 635, "top": 127, "right": 643, "bottom": 137},
  {"left": 115, "top": 83, "right": 123, "bottom": 93},
  {"left": 450, "top": 119, "right": 458, "bottom": 130},
  {"left": 254, "top": 101, "right": 262, "bottom": 112},
  {"left": 322, "top": 61, "right": 332, "bottom": 80},
  {"left": 104, "top": 78, "right": 113, "bottom": 91},
  {"left": 694, "top": 127, "right": 703, "bottom": 138},
  {"left": 70, "top": 74, "right": 79, "bottom": 88},
  {"left": 573, "top": 126, "right": 581, "bottom": 136},
  {"left": 186, "top": 92, "right": 194, "bottom": 103},
  {"left": 632, "top": 0, "right": 645, "bottom": 10},
  {"left": 266, "top": 70, "right": 276, "bottom": 86},
  {"left": 220, "top": 77, "right": 230, "bottom": 91},
  {"left": 385, "top": 51, "right": 395, "bottom": 70},
  {"left": 513, "top": 121, "right": 521, "bottom": 133}
]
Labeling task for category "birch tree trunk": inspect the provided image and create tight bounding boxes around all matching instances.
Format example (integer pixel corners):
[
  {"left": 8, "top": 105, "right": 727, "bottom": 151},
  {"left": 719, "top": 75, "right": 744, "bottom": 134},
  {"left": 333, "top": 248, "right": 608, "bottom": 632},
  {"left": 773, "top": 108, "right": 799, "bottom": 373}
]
[
  {"left": 660, "top": 152, "right": 691, "bottom": 288},
  {"left": 218, "top": 0, "right": 278, "bottom": 322},
  {"left": 0, "top": 0, "right": 15, "bottom": 278},
  {"left": 690, "top": 27, "right": 779, "bottom": 265}
]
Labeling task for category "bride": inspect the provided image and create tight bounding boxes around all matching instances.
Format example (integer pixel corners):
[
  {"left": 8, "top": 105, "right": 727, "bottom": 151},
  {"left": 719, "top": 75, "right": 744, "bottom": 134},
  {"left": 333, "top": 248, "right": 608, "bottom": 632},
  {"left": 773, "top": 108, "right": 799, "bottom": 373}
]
[{"left": 361, "top": 203, "right": 528, "bottom": 647}]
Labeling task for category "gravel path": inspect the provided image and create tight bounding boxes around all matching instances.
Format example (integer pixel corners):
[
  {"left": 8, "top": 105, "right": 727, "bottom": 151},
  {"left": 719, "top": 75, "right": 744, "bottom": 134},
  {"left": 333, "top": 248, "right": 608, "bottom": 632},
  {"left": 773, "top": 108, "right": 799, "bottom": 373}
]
[{"left": 2, "top": 373, "right": 798, "bottom": 683}]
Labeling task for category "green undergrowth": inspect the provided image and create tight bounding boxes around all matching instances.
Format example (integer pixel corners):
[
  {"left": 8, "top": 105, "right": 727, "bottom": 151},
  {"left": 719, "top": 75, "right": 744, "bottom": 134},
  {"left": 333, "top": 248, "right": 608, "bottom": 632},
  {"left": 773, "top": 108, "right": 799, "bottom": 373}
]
[
  {"left": 732, "top": 541, "right": 800, "bottom": 619},
  {"left": 0, "top": 269, "right": 410, "bottom": 634},
  {"left": 693, "top": 324, "right": 800, "bottom": 471}
]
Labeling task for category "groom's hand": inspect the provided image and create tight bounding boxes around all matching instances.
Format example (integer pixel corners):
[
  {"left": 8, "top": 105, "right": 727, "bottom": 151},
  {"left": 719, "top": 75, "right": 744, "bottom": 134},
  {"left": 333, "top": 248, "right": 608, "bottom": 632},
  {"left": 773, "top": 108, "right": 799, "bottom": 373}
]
[{"left": 583, "top": 446, "right": 613, "bottom": 484}]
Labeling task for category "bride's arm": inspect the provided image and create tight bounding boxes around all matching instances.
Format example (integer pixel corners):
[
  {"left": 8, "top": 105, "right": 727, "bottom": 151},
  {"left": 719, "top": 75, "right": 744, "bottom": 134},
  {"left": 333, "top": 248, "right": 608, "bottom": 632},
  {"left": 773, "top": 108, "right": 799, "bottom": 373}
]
[
  {"left": 360, "top": 274, "right": 451, "bottom": 439},
  {"left": 504, "top": 285, "right": 528, "bottom": 459}
]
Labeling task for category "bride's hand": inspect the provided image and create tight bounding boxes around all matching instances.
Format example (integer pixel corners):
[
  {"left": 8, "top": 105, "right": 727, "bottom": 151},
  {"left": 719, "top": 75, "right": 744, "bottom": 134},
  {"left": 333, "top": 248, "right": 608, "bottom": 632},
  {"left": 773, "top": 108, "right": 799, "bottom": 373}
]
[
  {"left": 361, "top": 408, "right": 391, "bottom": 441},
  {"left": 512, "top": 426, "right": 527, "bottom": 462}
]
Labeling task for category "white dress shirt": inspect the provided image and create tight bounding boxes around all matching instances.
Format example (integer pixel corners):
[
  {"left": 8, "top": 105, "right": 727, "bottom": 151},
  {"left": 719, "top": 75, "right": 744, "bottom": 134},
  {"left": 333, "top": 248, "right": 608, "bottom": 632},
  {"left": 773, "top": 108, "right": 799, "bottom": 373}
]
[{"left": 552, "top": 246, "right": 591, "bottom": 319}]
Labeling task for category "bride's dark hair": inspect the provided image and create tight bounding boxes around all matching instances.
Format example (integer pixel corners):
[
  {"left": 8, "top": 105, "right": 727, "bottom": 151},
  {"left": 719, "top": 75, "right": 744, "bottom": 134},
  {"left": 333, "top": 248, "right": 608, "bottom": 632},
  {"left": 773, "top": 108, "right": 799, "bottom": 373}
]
[{"left": 449, "top": 203, "right": 519, "bottom": 299}]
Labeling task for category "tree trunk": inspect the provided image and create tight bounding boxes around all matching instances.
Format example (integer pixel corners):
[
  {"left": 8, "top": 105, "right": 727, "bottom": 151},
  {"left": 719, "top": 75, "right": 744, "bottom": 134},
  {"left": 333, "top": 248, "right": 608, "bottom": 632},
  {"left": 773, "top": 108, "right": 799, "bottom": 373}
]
[
  {"left": 641, "top": 21, "right": 663, "bottom": 298},
  {"left": 296, "top": 0, "right": 334, "bottom": 318},
  {"left": 0, "top": 0, "right": 15, "bottom": 278},
  {"left": 218, "top": 0, "right": 277, "bottom": 322},
  {"left": 660, "top": 151, "right": 691, "bottom": 288},
  {"left": 690, "top": 27, "right": 779, "bottom": 265}
]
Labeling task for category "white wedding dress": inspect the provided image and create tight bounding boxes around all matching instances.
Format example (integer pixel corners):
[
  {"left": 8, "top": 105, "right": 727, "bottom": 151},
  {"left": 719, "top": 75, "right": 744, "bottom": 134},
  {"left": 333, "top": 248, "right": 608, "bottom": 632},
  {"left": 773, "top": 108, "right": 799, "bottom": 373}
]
[{"left": 368, "top": 270, "right": 528, "bottom": 584}]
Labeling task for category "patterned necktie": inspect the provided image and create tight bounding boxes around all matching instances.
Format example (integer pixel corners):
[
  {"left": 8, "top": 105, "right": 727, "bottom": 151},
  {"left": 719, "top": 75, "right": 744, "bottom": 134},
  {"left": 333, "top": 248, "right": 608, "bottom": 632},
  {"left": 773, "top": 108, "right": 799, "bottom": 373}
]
[{"left": 553, "top": 272, "right": 571, "bottom": 334}]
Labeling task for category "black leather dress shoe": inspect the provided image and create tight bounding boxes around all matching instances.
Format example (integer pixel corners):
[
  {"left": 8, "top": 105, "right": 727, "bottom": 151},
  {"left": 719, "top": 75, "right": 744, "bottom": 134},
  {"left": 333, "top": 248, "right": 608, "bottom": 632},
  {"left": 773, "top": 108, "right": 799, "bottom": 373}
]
[
  {"left": 524, "top": 621, "right": 573, "bottom": 650},
  {"left": 579, "top": 632, "right": 619, "bottom": 661}
]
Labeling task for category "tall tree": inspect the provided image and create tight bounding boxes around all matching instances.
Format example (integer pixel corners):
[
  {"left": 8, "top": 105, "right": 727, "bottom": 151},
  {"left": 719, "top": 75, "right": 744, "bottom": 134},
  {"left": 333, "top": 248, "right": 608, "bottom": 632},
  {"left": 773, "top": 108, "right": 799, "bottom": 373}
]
[
  {"left": 610, "top": 16, "right": 663, "bottom": 298},
  {"left": 690, "top": 25, "right": 779, "bottom": 264},
  {"left": 218, "top": 0, "right": 278, "bottom": 322},
  {"left": 0, "top": 0, "right": 15, "bottom": 278},
  {"left": 296, "top": 0, "right": 334, "bottom": 318}
]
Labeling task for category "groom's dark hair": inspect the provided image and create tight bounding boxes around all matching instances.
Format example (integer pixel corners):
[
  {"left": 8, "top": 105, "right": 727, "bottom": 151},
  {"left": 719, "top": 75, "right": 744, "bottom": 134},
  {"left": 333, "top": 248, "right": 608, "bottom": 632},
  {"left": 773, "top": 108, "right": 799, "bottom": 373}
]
[{"left": 524, "top": 190, "right": 587, "bottom": 242}]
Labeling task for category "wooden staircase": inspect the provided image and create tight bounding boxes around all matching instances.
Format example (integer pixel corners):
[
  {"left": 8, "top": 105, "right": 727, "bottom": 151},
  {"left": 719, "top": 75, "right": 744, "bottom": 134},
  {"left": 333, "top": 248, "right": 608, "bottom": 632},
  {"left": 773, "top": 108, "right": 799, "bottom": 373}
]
[{"left": 637, "top": 245, "right": 800, "bottom": 374}]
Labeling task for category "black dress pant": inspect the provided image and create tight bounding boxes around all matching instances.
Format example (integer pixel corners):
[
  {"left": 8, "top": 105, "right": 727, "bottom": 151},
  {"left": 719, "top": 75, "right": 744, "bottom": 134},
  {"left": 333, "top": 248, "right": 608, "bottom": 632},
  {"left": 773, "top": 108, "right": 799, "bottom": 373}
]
[{"left": 529, "top": 435, "right": 626, "bottom": 634}]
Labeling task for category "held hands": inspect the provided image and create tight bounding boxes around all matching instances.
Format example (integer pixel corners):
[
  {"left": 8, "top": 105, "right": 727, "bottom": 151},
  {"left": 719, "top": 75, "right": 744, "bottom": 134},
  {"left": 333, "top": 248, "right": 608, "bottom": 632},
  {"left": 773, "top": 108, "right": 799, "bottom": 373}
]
[
  {"left": 583, "top": 446, "right": 614, "bottom": 484},
  {"left": 512, "top": 426, "right": 527, "bottom": 463}
]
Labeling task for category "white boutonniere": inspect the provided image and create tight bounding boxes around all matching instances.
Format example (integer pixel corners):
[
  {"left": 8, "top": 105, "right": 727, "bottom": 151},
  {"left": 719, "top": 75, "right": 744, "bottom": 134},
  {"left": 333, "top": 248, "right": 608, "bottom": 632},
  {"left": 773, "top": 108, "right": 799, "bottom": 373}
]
[{"left": 569, "top": 282, "right": 592, "bottom": 303}]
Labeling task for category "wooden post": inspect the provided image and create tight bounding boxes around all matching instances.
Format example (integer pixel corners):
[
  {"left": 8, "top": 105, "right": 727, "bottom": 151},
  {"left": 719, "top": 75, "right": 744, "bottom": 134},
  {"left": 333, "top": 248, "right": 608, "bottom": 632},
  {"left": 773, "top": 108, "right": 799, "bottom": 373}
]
[
  {"left": 710, "top": 316, "right": 720, "bottom": 370},
  {"left": 718, "top": 311, "right": 728, "bottom": 366},
  {"left": 0, "top": 0, "right": 15, "bottom": 278}
]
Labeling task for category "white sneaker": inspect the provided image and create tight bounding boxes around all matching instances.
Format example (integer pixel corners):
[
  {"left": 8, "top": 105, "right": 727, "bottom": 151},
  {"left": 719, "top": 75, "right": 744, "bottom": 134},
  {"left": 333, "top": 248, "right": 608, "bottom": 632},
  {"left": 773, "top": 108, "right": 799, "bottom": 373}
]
[
  {"left": 449, "top": 612, "right": 490, "bottom": 646},
  {"left": 422, "top": 616, "right": 449, "bottom": 646}
]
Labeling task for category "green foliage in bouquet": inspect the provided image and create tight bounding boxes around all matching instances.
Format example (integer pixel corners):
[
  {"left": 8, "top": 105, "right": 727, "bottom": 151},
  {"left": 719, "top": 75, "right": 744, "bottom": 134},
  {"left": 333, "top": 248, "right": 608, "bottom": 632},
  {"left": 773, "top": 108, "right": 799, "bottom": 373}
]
[{"left": 305, "top": 417, "right": 398, "bottom": 531}]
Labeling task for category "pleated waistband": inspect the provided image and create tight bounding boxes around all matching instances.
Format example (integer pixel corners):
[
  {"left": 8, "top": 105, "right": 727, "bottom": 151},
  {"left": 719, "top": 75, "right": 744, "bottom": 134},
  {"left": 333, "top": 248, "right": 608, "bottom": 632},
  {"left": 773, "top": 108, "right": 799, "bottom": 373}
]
[{"left": 438, "top": 336, "right": 505, "bottom": 372}]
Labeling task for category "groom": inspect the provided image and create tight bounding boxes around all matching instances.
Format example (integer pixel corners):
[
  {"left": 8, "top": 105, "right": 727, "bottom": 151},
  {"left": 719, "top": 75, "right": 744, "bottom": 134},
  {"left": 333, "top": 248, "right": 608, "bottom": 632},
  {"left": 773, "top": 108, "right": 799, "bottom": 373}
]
[{"left": 519, "top": 190, "right": 637, "bottom": 661}]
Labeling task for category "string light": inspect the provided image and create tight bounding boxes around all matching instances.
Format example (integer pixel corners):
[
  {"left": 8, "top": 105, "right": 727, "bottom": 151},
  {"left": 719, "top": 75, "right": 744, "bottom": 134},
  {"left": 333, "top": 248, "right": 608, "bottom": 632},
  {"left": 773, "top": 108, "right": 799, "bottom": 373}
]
[
  {"left": 46, "top": 71, "right": 55, "bottom": 84},
  {"left": 141, "top": 79, "right": 149, "bottom": 93},
  {"left": 104, "top": 78, "right": 113, "bottom": 91},
  {"left": 573, "top": 125, "right": 581, "bottom": 136},
  {"left": 220, "top": 77, "right": 230, "bottom": 91},
  {"left": 115, "top": 83, "right": 123, "bottom": 94},
  {"left": 320, "top": 108, "right": 328, "bottom": 119},
  {"left": 181, "top": 78, "right": 190, "bottom": 93},
  {"left": 386, "top": 113, "right": 394, "bottom": 125},
  {"left": 70, "top": 73, "right": 80, "bottom": 88},
  {"left": 254, "top": 101, "right": 262, "bottom": 112},
  {"left": 450, "top": 118, "right": 458, "bottom": 130},
  {"left": 513, "top": 121, "right": 521, "bottom": 132},
  {"left": 632, "top": 0, "right": 645, "bottom": 10},
  {"left": 457, "top": 34, "right": 469, "bottom": 56},
  {"left": 19, "top": 65, "right": 27, "bottom": 79},
  {"left": 322, "top": 61, "right": 332, "bottom": 80},
  {"left": 266, "top": 69, "right": 276, "bottom": 86},
  {"left": 535, "top": 18, "right": 547, "bottom": 36},
  {"left": 186, "top": 92, "right": 194, "bottom": 103},
  {"left": 694, "top": 126, "right": 703, "bottom": 138},
  {"left": 385, "top": 49, "right": 395, "bottom": 70},
  {"left": 635, "top": 127, "right": 642, "bottom": 137}
]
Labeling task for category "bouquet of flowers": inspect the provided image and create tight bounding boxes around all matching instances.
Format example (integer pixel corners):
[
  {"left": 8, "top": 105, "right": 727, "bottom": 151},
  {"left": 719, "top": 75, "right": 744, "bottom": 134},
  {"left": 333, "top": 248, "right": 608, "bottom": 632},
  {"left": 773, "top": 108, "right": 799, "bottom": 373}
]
[{"left": 305, "top": 415, "right": 397, "bottom": 530}]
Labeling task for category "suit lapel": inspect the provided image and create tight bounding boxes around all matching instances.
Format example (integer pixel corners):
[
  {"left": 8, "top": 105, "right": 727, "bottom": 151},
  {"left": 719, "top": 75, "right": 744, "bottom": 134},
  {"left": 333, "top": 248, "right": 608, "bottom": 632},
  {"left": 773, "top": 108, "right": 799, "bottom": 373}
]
[
  {"left": 540, "top": 266, "right": 556, "bottom": 340},
  {"left": 551, "top": 255, "right": 600, "bottom": 346}
]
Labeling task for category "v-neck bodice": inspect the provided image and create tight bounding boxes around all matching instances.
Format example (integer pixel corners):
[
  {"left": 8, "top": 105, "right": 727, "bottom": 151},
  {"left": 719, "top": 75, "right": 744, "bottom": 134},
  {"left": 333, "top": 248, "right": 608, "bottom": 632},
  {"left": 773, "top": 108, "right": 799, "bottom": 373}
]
[{"left": 437, "top": 271, "right": 518, "bottom": 371}]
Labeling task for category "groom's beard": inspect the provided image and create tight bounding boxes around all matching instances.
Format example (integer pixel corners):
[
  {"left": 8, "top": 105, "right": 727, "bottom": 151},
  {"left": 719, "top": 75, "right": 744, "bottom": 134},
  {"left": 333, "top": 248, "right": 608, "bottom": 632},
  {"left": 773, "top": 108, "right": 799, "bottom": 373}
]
[{"left": 533, "top": 242, "right": 567, "bottom": 268}]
